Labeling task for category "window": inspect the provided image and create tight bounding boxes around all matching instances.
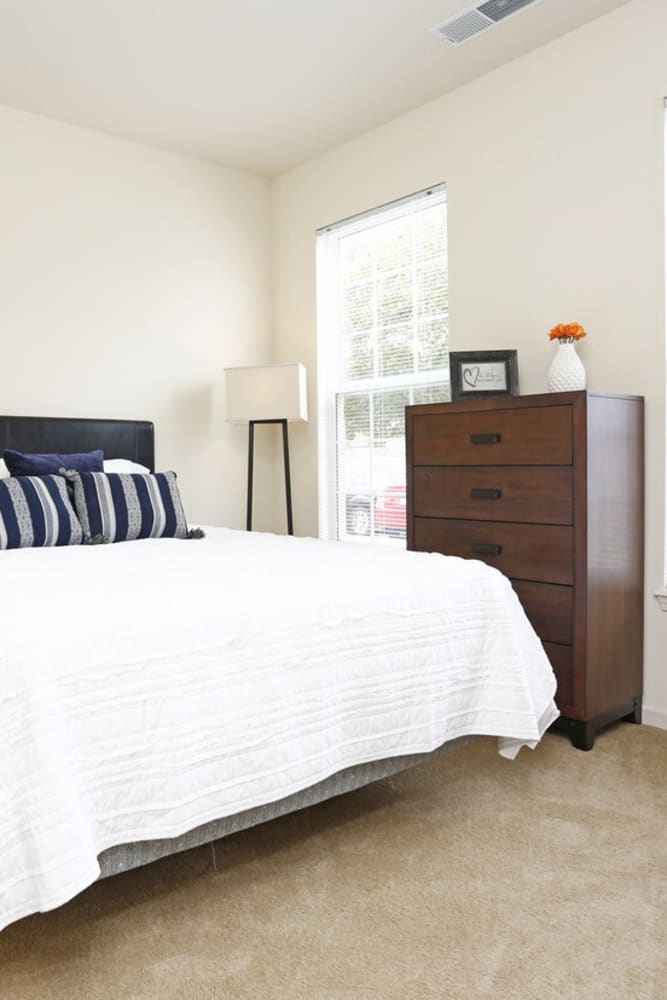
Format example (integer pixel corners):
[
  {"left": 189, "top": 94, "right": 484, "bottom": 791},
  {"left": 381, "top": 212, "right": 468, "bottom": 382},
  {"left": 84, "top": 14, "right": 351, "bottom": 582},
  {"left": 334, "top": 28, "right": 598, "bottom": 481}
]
[{"left": 317, "top": 186, "right": 449, "bottom": 544}]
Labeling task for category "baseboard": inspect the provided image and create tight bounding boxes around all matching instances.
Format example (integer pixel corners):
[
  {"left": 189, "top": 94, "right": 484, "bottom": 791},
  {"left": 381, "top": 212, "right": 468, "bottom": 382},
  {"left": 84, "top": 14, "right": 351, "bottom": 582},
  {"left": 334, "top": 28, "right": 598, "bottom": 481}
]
[{"left": 641, "top": 706, "right": 667, "bottom": 731}]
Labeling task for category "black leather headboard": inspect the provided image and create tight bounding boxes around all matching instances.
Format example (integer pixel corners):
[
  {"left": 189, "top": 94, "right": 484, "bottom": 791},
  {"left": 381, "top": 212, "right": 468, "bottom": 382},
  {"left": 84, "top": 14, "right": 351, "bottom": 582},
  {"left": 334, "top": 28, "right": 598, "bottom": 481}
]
[{"left": 0, "top": 416, "right": 155, "bottom": 472}]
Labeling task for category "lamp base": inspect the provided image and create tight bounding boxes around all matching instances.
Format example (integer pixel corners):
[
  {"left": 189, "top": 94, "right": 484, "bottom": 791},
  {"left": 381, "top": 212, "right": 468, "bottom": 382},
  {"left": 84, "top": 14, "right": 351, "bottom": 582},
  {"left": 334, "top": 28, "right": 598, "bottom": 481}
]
[{"left": 247, "top": 419, "right": 293, "bottom": 536}]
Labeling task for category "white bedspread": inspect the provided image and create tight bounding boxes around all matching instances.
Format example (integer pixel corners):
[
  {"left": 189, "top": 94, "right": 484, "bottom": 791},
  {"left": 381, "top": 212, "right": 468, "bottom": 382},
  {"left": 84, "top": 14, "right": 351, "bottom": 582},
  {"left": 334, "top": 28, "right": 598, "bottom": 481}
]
[{"left": 0, "top": 528, "right": 557, "bottom": 931}]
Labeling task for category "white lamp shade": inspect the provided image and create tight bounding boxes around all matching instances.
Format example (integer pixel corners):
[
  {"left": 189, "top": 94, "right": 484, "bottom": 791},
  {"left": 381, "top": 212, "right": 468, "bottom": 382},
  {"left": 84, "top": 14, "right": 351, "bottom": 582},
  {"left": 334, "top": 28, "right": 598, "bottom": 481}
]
[{"left": 224, "top": 363, "right": 307, "bottom": 424}]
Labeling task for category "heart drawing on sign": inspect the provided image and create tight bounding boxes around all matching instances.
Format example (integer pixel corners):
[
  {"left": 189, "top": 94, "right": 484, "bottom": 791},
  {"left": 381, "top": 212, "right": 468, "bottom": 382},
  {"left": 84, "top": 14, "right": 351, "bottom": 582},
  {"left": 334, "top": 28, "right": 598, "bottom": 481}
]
[{"left": 463, "top": 366, "right": 480, "bottom": 388}]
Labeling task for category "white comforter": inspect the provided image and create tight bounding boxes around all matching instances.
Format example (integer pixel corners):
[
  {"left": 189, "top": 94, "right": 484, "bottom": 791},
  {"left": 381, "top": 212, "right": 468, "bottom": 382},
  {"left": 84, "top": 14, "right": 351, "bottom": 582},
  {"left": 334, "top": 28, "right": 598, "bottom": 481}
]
[{"left": 0, "top": 528, "right": 557, "bottom": 931}]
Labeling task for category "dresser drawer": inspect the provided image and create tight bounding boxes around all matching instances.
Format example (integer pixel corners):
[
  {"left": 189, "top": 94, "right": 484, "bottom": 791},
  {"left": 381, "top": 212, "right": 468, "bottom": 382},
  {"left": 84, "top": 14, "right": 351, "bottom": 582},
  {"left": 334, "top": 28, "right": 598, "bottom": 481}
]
[
  {"left": 413, "top": 466, "right": 573, "bottom": 524},
  {"left": 412, "top": 405, "right": 572, "bottom": 466},
  {"left": 512, "top": 580, "right": 574, "bottom": 644},
  {"left": 543, "top": 642, "right": 574, "bottom": 709},
  {"left": 413, "top": 518, "right": 574, "bottom": 585}
]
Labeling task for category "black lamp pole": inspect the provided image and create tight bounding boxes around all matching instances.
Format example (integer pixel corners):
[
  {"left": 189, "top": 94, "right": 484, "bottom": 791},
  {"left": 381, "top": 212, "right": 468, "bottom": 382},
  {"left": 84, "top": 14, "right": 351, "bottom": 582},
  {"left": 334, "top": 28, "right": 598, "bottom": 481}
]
[{"left": 246, "top": 418, "right": 293, "bottom": 536}]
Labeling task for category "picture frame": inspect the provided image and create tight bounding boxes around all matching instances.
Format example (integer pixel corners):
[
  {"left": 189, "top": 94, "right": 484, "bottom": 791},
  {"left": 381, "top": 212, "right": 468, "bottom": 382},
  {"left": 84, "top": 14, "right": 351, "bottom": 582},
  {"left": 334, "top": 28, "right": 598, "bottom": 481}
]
[{"left": 449, "top": 350, "right": 519, "bottom": 401}]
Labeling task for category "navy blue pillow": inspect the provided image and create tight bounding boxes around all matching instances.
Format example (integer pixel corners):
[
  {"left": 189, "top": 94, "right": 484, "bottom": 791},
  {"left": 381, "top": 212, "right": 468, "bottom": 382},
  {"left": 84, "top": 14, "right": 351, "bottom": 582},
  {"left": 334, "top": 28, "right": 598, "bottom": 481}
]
[
  {"left": 3, "top": 448, "right": 104, "bottom": 477},
  {"left": 65, "top": 470, "right": 202, "bottom": 543},
  {"left": 0, "top": 475, "right": 83, "bottom": 549}
]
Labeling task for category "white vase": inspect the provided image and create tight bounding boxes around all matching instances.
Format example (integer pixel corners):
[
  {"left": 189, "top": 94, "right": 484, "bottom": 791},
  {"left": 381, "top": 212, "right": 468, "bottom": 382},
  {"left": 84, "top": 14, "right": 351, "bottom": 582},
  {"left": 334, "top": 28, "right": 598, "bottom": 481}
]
[{"left": 547, "top": 342, "right": 586, "bottom": 392}]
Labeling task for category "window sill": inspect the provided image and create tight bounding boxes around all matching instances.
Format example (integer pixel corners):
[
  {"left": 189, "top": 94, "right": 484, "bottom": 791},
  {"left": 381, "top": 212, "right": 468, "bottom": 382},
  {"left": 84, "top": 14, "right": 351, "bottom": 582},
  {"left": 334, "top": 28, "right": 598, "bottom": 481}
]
[{"left": 655, "top": 591, "right": 667, "bottom": 612}]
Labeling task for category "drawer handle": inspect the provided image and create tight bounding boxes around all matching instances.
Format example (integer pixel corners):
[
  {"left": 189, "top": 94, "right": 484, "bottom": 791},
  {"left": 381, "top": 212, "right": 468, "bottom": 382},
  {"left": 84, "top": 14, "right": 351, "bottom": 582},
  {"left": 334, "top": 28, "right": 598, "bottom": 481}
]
[
  {"left": 471, "top": 542, "right": 503, "bottom": 556},
  {"left": 470, "top": 488, "right": 502, "bottom": 500},
  {"left": 470, "top": 433, "right": 501, "bottom": 445}
]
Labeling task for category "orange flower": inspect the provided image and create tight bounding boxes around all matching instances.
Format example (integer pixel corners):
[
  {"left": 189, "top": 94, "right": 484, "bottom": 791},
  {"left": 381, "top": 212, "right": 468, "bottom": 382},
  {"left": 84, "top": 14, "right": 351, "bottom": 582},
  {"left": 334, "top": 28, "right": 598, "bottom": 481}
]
[{"left": 548, "top": 322, "right": 587, "bottom": 342}]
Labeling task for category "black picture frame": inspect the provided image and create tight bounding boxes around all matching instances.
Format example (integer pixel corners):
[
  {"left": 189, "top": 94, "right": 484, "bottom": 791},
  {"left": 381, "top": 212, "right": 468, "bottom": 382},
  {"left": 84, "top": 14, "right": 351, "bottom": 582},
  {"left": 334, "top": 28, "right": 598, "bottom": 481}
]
[{"left": 449, "top": 350, "right": 519, "bottom": 401}]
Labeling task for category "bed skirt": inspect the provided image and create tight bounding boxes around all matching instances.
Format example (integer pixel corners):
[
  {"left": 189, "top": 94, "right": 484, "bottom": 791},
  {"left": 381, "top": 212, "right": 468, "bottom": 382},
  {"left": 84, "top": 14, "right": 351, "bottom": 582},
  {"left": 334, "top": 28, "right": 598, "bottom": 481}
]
[{"left": 98, "top": 736, "right": 474, "bottom": 878}]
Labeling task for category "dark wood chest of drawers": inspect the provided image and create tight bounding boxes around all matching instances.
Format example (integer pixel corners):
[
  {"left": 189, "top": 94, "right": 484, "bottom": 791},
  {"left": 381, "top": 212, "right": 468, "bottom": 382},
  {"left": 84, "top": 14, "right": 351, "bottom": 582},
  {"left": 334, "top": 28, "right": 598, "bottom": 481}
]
[{"left": 406, "top": 390, "right": 644, "bottom": 750}]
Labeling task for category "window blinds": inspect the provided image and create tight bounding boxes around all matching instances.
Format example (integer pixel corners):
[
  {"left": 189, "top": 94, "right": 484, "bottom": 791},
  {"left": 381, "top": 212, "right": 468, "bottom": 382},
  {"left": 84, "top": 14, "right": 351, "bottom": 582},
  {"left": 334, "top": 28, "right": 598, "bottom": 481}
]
[{"left": 317, "top": 186, "right": 449, "bottom": 544}]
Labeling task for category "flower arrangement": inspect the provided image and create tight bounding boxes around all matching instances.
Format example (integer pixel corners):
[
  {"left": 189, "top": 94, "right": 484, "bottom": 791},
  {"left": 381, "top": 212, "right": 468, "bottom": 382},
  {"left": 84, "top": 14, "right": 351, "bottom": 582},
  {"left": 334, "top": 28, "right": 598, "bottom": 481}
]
[{"left": 548, "top": 322, "right": 587, "bottom": 343}]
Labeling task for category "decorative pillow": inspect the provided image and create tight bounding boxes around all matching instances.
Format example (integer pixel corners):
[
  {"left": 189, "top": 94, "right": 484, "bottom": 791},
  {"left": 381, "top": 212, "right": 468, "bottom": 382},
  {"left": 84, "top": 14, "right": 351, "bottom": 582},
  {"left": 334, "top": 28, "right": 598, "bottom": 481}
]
[
  {"left": 3, "top": 448, "right": 104, "bottom": 477},
  {"left": 64, "top": 470, "right": 203, "bottom": 544},
  {"left": 103, "top": 458, "right": 150, "bottom": 474},
  {"left": 0, "top": 459, "right": 8, "bottom": 479},
  {"left": 0, "top": 475, "right": 83, "bottom": 549}
]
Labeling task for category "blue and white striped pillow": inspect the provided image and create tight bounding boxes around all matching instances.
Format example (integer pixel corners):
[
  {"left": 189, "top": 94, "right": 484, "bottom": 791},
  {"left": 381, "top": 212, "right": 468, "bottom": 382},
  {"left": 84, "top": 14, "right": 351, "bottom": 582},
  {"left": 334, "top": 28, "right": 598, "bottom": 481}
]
[
  {"left": 0, "top": 475, "right": 83, "bottom": 549},
  {"left": 66, "top": 470, "right": 193, "bottom": 544}
]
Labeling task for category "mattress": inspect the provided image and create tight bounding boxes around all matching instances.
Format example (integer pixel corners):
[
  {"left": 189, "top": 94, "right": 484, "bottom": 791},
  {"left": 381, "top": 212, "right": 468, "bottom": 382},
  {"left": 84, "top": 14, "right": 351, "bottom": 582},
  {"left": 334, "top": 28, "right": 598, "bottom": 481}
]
[{"left": 0, "top": 527, "right": 558, "bottom": 931}]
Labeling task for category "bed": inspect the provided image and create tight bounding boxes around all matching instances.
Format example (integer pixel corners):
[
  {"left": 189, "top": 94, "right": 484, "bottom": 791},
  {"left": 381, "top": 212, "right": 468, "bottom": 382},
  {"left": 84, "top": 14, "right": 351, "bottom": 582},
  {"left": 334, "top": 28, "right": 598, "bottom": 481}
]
[{"left": 0, "top": 415, "right": 558, "bottom": 933}]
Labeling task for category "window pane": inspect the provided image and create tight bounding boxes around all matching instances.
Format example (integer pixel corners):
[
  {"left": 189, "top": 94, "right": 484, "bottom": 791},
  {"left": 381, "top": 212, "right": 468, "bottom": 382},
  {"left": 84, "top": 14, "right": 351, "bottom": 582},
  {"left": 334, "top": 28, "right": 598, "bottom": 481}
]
[
  {"left": 342, "top": 281, "right": 373, "bottom": 334},
  {"left": 415, "top": 206, "right": 447, "bottom": 262},
  {"left": 338, "top": 392, "right": 370, "bottom": 441},
  {"left": 417, "top": 262, "right": 448, "bottom": 318},
  {"left": 336, "top": 392, "right": 373, "bottom": 540},
  {"left": 340, "top": 234, "right": 372, "bottom": 282},
  {"left": 413, "top": 382, "right": 450, "bottom": 406},
  {"left": 373, "top": 388, "right": 410, "bottom": 440},
  {"left": 417, "top": 319, "right": 448, "bottom": 373},
  {"left": 335, "top": 389, "right": 409, "bottom": 544},
  {"left": 376, "top": 270, "right": 412, "bottom": 327},
  {"left": 375, "top": 217, "right": 412, "bottom": 273},
  {"left": 378, "top": 324, "right": 413, "bottom": 377},
  {"left": 342, "top": 333, "right": 373, "bottom": 381}
]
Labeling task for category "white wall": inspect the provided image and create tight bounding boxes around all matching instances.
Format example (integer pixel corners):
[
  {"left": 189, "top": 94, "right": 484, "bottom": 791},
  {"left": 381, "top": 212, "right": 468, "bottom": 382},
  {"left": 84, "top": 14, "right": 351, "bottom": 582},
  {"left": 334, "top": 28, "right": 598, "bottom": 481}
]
[
  {"left": 0, "top": 104, "right": 273, "bottom": 530},
  {"left": 270, "top": 0, "right": 667, "bottom": 723}
]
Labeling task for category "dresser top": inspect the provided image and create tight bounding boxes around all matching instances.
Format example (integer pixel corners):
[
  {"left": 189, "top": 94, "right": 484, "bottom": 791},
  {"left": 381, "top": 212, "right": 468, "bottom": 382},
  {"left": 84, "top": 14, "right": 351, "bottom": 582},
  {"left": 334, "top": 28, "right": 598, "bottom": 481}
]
[{"left": 406, "top": 389, "right": 644, "bottom": 418}]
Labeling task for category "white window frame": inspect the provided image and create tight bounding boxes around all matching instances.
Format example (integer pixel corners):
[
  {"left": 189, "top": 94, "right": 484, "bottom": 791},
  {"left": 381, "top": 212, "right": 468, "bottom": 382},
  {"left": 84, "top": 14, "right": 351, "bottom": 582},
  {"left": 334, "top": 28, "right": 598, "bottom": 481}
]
[
  {"left": 316, "top": 185, "right": 448, "bottom": 541},
  {"left": 659, "top": 100, "right": 667, "bottom": 609}
]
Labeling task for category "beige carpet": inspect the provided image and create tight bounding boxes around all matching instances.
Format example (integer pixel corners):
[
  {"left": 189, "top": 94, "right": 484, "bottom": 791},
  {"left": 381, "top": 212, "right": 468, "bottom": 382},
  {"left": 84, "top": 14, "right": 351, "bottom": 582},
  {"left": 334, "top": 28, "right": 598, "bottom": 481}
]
[{"left": 2, "top": 724, "right": 666, "bottom": 1000}]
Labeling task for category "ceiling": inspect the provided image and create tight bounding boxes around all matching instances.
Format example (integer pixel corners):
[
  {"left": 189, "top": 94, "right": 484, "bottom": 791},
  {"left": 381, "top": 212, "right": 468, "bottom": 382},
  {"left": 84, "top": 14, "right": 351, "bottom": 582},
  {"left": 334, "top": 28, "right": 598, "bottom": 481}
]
[{"left": 0, "top": 0, "right": 629, "bottom": 177}]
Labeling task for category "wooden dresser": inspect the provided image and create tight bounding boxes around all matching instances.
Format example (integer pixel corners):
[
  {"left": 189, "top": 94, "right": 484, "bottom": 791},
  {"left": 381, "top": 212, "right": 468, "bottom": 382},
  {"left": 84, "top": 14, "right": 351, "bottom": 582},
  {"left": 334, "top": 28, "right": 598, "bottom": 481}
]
[{"left": 406, "top": 390, "right": 644, "bottom": 750}]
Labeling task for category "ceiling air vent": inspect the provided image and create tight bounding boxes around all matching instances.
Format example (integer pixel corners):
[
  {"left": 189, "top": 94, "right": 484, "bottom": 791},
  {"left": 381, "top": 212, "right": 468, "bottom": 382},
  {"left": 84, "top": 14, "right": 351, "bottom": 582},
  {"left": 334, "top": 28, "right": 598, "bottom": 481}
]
[{"left": 431, "top": 0, "right": 543, "bottom": 46}]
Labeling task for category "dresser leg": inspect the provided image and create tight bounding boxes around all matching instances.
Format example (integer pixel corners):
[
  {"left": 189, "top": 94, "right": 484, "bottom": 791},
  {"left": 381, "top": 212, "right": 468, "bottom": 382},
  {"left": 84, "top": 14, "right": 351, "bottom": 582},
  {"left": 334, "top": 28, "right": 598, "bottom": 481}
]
[
  {"left": 623, "top": 698, "right": 642, "bottom": 724},
  {"left": 567, "top": 719, "right": 595, "bottom": 751}
]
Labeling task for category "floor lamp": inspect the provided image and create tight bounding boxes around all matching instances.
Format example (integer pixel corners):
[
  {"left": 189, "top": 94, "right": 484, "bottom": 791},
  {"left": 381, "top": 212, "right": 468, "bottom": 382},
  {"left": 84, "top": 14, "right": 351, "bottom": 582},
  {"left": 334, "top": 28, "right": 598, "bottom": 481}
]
[{"left": 224, "top": 363, "right": 307, "bottom": 535}]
